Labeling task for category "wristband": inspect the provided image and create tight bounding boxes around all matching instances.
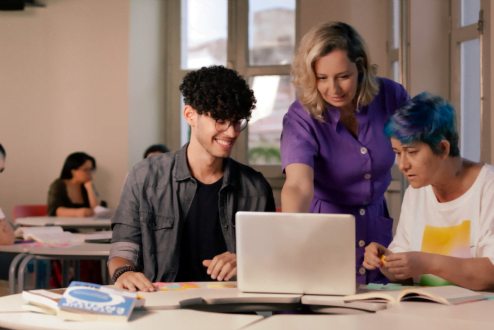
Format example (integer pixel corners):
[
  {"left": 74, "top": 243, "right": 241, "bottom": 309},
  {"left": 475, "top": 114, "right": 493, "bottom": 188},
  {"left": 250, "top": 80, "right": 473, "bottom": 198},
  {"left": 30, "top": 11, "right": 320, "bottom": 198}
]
[{"left": 112, "top": 265, "right": 137, "bottom": 283}]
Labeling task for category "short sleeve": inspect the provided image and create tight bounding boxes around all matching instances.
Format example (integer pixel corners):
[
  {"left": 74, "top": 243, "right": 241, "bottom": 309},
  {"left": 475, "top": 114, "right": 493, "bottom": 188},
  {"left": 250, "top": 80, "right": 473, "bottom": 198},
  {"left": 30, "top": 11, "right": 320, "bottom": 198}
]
[
  {"left": 476, "top": 177, "right": 494, "bottom": 265},
  {"left": 396, "top": 82, "right": 410, "bottom": 108},
  {"left": 388, "top": 187, "right": 413, "bottom": 253},
  {"left": 280, "top": 102, "right": 319, "bottom": 173},
  {"left": 47, "top": 180, "right": 68, "bottom": 216}
]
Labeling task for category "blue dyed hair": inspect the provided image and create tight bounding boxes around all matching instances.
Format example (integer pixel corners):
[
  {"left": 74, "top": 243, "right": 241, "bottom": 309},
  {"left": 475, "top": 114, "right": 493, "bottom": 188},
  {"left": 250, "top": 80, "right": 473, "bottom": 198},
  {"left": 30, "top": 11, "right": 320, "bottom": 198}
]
[{"left": 383, "top": 92, "right": 460, "bottom": 157}]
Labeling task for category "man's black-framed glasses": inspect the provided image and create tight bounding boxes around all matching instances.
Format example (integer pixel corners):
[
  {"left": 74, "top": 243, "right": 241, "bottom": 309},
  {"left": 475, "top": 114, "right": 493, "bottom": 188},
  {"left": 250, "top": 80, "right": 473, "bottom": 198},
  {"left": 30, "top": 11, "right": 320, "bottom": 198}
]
[{"left": 215, "top": 118, "right": 249, "bottom": 133}]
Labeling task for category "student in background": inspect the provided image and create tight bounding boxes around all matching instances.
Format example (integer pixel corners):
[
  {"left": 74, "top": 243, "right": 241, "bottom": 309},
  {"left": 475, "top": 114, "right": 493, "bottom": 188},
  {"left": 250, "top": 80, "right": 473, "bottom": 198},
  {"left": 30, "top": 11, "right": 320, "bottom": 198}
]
[
  {"left": 0, "top": 144, "right": 15, "bottom": 245},
  {"left": 143, "top": 144, "right": 169, "bottom": 159},
  {"left": 280, "top": 21, "right": 409, "bottom": 284},
  {"left": 47, "top": 152, "right": 102, "bottom": 217},
  {"left": 363, "top": 93, "right": 494, "bottom": 290},
  {"left": 109, "top": 66, "right": 276, "bottom": 291}
]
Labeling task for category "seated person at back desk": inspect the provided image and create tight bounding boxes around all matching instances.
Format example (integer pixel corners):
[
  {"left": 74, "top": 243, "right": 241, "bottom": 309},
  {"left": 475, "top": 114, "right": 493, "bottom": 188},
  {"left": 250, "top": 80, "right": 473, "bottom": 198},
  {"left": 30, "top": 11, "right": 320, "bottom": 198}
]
[
  {"left": 47, "top": 152, "right": 103, "bottom": 217},
  {"left": 143, "top": 144, "right": 169, "bottom": 159},
  {"left": 109, "top": 66, "right": 276, "bottom": 292},
  {"left": 363, "top": 93, "right": 494, "bottom": 290},
  {"left": 0, "top": 144, "right": 15, "bottom": 245}
]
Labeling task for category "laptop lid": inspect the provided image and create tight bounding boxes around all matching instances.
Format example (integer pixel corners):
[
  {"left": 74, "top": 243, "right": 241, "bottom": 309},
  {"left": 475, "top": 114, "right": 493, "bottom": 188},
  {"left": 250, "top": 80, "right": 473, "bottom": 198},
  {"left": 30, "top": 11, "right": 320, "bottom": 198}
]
[{"left": 236, "top": 212, "right": 356, "bottom": 295}]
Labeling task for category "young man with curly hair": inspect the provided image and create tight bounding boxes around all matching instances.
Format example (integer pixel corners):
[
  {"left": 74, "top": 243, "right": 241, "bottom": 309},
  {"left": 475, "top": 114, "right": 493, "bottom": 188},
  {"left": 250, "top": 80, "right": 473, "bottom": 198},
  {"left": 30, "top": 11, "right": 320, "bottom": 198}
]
[{"left": 109, "top": 66, "right": 276, "bottom": 291}]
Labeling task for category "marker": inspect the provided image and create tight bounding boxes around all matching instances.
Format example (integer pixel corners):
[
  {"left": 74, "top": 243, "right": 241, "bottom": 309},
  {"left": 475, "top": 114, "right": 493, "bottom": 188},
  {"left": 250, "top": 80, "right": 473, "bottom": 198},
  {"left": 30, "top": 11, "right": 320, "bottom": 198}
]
[{"left": 380, "top": 255, "right": 387, "bottom": 264}]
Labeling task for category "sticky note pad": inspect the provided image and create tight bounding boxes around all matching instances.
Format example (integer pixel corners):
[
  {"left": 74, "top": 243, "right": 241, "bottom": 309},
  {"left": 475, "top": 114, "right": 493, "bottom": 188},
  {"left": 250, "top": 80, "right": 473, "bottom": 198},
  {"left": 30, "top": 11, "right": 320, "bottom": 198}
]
[
  {"left": 207, "top": 282, "right": 236, "bottom": 289},
  {"left": 366, "top": 283, "right": 384, "bottom": 290},
  {"left": 380, "top": 255, "right": 387, "bottom": 264}
]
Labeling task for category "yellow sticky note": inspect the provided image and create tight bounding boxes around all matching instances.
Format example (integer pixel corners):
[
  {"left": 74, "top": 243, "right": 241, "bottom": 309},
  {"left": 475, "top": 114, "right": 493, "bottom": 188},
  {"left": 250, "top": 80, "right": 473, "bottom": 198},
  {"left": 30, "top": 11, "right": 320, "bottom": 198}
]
[
  {"left": 207, "top": 282, "right": 236, "bottom": 289},
  {"left": 380, "top": 255, "right": 387, "bottom": 264}
]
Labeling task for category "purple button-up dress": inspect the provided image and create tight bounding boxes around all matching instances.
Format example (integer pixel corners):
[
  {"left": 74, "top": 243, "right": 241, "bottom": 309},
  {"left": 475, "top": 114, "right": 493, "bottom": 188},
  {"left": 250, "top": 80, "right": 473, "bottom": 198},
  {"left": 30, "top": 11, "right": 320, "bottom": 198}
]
[{"left": 280, "top": 77, "right": 410, "bottom": 284}]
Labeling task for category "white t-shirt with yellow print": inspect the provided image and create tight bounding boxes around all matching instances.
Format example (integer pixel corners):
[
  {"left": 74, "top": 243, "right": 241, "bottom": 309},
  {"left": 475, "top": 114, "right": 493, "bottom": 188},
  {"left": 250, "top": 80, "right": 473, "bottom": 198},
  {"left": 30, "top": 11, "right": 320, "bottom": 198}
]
[{"left": 388, "top": 164, "right": 494, "bottom": 286}]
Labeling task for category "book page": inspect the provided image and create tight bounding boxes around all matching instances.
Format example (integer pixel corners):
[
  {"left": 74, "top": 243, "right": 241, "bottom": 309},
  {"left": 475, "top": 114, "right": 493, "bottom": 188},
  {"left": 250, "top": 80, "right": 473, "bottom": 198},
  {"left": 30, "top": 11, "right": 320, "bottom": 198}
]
[
  {"left": 14, "top": 226, "right": 64, "bottom": 239},
  {"left": 399, "top": 286, "right": 486, "bottom": 305}
]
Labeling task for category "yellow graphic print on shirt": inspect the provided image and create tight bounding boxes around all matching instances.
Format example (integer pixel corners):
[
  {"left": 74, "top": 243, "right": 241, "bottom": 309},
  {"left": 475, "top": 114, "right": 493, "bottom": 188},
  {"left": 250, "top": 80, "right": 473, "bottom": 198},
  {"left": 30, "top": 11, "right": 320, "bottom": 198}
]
[{"left": 419, "top": 220, "right": 471, "bottom": 286}]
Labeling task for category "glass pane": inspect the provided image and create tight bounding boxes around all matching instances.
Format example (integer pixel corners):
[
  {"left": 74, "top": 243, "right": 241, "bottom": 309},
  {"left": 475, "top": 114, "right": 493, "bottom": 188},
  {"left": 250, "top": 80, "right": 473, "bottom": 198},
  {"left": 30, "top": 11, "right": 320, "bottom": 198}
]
[
  {"left": 180, "top": 97, "right": 190, "bottom": 147},
  {"left": 181, "top": 0, "right": 227, "bottom": 69},
  {"left": 248, "top": 0, "right": 296, "bottom": 66},
  {"left": 460, "top": 0, "right": 480, "bottom": 27},
  {"left": 248, "top": 75, "right": 296, "bottom": 165},
  {"left": 391, "top": 61, "right": 399, "bottom": 83},
  {"left": 460, "top": 38, "right": 481, "bottom": 161},
  {"left": 392, "top": 0, "right": 400, "bottom": 49}
]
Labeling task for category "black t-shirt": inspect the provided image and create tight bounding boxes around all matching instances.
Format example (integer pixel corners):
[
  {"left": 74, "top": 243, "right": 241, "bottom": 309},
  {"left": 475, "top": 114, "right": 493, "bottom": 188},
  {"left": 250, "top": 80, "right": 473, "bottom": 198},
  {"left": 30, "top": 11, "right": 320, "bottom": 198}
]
[{"left": 174, "top": 177, "right": 227, "bottom": 282}]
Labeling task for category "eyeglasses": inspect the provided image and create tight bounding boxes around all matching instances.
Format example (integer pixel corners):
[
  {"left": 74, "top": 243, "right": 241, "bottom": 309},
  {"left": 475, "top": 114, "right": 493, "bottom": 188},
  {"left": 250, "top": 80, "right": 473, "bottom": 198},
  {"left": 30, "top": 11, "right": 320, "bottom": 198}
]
[
  {"left": 79, "top": 168, "right": 95, "bottom": 174},
  {"left": 214, "top": 118, "right": 249, "bottom": 133}
]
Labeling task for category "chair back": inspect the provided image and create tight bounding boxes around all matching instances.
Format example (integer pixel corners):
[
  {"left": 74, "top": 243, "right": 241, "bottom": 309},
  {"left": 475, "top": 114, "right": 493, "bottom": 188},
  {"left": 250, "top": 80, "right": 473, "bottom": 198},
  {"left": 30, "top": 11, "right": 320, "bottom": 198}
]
[{"left": 12, "top": 205, "right": 48, "bottom": 223}]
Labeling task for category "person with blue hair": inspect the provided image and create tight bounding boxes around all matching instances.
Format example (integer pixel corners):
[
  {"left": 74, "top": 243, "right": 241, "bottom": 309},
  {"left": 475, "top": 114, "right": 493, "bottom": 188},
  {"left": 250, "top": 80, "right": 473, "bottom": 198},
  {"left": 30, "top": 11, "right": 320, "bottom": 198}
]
[{"left": 363, "top": 92, "right": 494, "bottom": 290}]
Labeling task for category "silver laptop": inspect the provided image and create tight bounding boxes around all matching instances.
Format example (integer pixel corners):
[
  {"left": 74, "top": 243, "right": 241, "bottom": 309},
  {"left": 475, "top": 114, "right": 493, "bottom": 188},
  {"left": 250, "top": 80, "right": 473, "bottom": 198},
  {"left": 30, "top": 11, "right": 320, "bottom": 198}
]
[{"left": 236, "top": 212, "right": 356, "bottom": 295}]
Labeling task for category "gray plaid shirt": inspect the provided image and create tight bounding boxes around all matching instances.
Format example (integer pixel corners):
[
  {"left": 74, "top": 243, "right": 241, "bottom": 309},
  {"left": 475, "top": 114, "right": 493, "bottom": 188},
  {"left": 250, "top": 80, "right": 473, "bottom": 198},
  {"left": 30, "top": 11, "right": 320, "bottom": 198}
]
[{"left": 109, "top": 143, "right": 276, "bottom": 282}]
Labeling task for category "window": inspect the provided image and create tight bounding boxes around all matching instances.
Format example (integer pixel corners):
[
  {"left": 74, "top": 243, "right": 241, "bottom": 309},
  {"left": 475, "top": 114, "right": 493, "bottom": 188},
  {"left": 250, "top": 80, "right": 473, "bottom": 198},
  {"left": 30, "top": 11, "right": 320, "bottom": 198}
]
[{"left": 450, "top": 0, "right": 481, "bottom": 161}]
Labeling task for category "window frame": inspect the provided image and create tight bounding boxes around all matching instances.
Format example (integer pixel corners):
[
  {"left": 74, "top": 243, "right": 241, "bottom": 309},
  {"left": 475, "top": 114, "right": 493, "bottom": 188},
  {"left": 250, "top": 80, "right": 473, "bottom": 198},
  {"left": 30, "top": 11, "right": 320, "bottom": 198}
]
[{"left": 165, "top": 0, "right": 300, "bottom": 187}]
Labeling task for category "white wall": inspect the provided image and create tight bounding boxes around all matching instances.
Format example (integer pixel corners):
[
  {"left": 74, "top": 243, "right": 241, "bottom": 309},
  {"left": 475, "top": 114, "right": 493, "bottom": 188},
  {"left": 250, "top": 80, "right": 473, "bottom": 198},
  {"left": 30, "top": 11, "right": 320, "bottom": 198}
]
[
  {"left": 299, "top": 0, "right": 388, "bottom": 79},
  {"left": 128, "top": 0, "right": 167, "bottom": 168},
  {"left": 0, "top": 0, "right": 130, "bottom": 221}
]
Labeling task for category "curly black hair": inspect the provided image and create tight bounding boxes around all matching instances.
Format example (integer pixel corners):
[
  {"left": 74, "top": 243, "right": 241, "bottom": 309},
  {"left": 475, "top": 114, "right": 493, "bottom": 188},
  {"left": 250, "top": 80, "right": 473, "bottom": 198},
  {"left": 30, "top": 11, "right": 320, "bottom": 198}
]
[{"left": 179, "top": 65, "right": 256, "bottom": 121}]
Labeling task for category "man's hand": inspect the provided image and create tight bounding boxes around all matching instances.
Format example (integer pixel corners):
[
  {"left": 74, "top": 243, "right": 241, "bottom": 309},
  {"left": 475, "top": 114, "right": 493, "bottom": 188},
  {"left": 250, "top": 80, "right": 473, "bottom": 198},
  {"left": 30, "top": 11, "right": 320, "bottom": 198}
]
[
  {"left": 363, "top": 242, "right": 390, "bottom": 270},
  {"left": 203, "top": 252, "right": 236, "bottom": 281},
  {"left": 384, "top": 252, "right": 431, "bottom": 280},
  {"left": 114, "top": 271, "right": 158, "bottom": 292},
  {"left": 75, "top": 208, "right": 94, "bottom": 218}
]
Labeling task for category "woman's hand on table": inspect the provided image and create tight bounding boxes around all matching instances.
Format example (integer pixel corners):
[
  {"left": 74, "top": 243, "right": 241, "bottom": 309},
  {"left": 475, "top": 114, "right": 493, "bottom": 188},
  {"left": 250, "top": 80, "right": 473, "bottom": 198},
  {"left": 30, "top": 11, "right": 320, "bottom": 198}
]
[
  {"left": 114, "top": 271, "right": 158, "bottom": 292},
  {"left": 203, "top": 251, "right": 237, "bottom": 281},
  {"left": 75, "top": 207, "right": 94, "bottom": 217},
  {"left": 363, "top": 242, "right": 389, "bottom": 270},
  {"left": 384, "top": 252, "right": 431, "bottom": 280}
]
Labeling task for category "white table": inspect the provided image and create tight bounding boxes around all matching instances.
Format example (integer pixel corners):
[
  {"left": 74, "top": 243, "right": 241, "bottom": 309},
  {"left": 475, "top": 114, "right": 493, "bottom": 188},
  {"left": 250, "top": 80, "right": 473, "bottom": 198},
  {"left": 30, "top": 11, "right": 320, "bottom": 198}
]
[
  {"left": 243, "top": 313, "right": 493, "bottom": 330},
  {"left": 301, "top": 294, "right": 387, "bottom": 313},
  {"left": 16, "top": 217, "right": 111, "bottom": 230},
  {"left": 139, "top": 282, "right": 301, "bottom": 313},
  {"left": 0, "top": 293, "right": 263, "bottom": 330}
]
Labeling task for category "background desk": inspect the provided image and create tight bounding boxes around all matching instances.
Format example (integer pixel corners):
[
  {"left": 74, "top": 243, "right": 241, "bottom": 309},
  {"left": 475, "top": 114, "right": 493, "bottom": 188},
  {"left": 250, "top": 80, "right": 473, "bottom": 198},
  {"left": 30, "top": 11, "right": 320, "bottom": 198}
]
[
  {"left": 0, "top": 293, "right": 263, "bottom": 330},
  {"left": 1, "top": 243, "right": 110, "bottom": 294},
  {"left": 16, "top": 217, "right": 111, "bottom": 230}
]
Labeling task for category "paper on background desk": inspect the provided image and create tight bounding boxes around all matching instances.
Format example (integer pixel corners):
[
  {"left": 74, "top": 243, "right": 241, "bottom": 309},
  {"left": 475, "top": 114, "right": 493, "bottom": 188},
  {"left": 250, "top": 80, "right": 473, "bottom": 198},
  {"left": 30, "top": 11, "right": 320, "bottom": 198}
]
[{"left": 93, "top": 206, "right": 111, "bottom": 217}]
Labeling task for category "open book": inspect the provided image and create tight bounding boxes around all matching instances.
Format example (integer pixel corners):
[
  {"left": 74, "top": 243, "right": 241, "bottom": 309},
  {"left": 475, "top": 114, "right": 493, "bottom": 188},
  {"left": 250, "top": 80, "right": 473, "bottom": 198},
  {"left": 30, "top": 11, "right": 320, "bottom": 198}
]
[
  {"left": 14, "top": 226, "right": 82, "bottom": 245},
  {"left": 23, "top": 283, "right": 145, "bottom": 322},
  {"left": 344, "top": 285, "right": 486, "bottom": 305},
  {"left": 22, "top": 289, "right": 62, "bottom": 315}
]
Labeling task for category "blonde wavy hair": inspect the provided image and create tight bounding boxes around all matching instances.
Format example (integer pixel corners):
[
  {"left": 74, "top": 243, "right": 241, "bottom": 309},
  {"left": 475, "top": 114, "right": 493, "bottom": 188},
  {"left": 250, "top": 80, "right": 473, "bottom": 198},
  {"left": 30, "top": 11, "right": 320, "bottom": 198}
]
[{"left": 292, "top": 22, "right": 379, "bottom": 121}]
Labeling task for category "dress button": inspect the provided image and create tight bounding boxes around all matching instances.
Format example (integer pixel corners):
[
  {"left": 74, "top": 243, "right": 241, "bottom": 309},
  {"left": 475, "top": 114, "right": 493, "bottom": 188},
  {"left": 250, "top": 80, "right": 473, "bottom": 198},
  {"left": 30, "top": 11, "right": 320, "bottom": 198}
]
[
  {"left": 359, "top": 267, "right": 366, "bottom": 275},
  {"left": 364, "top": 174, "right": 371, "bottom": 179},
  {"left": 170, "top": 269, "right": 176, "bottom": 274},
  {"left": 185, "top": 197, "right": 190, "bottom": 202},
  {"left": 359, "top": 209, "right": 365, "bottom": 216},
  {"left": 360, "top": 147, "right": 368, "bottom": 154},
  {"left": 224, "top": 224, "right": 229, "bottom": 229},
  {"left": 358, "top": 240, "right": 365, "bottom": 247}
]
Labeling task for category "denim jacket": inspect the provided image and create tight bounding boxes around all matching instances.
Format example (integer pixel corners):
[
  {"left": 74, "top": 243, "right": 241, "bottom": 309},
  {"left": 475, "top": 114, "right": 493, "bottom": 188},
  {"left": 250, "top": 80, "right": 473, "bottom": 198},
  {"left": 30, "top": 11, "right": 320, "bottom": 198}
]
[{"left": 109, "top": 143, "right": 276, "bottom": 282}]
